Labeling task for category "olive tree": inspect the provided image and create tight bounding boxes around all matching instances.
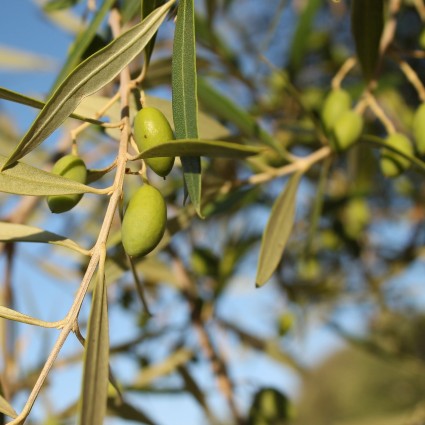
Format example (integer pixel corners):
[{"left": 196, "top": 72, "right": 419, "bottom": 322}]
[{"left": 0, "top": 0, "right": 424, "bottom": 424}]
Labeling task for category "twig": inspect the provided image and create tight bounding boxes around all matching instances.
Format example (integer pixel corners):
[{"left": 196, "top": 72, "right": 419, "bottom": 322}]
[
  {"left": 331, "top": 57, "right": 357, "bottom": 90},
  {"left": 364, "top": 92, "right": 396, "bottom": 134},
  {"left": 6, "top": 9, "right": 131, "bottom": 424}
]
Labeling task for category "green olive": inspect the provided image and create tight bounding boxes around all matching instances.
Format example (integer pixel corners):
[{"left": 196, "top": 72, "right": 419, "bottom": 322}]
[
  {"left": 121, "top": 184, "right": 167, "bottom": 258},
  {"left": 330, "top": 110, "right": 363, "bottom": 152},
  {"left": 133, "top": 107, "right": 175, "bottom": 177},
  {"left": 248, "top": 388, "right": 291, "bottom": 425},
  {"left": 412, "top": 103, "right": 425, "bottom": 155},
  {"left": 47, "top": 154, "right": 87, "bottom": 213},
  {"left": 321, "top": 89, "right": 352, "bottom": 133},
  {"left": 380, "top": 133, "right": 413, "bottom": 178}
]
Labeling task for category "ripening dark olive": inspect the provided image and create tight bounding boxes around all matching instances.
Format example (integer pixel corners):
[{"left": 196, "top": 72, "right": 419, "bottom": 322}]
[
  {"left": 133, "top": 107, "right": 175, "bottom": 178},
  {"left": 47, "top": 154, "right": 87, "bottom": 213},
  {"left": 121, "top": 184, "right": 167, "bottom": 257}
]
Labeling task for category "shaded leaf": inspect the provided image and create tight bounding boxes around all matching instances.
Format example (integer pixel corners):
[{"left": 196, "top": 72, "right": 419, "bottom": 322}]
[
  {"left": 288, "top": 0, "right": 321, "bottom": 73},
  {"left": 108, "top": 397, "right": 159, "bottom": 425},
  {"left": 256, "top": 172, "right": 303, "bottom": 287},
  {"left": 78, "top": 252, "right": 109, "bottom": 425},
  {"left": 0, "top": 154, "right": 99, "bottom": 196},
  {"left": 197, "top": 77, "right": 283, "bottom": 153},
  {"left": 172, "top": 0, "right": 202, "bottom": 216},
  {"left": 139, "top": 139, "right": 262, "bottom": 159},
  {"left": 0, "top": 87, "right": 103, "bottom": 125},
  {"left": 351, "top": 0, "right": 385, "bottom": 82},
  {"left": 0, "top": 222, "right": 88, "bottom": 255},
  {"left": 0, "top": 395, "right": 17, "bottom": 419},
  {"left": 142, "top": 0, "right": 161, "bottom": 68},
  {"left": 2, "top": 0, "right": 174, "bottom": 169}
]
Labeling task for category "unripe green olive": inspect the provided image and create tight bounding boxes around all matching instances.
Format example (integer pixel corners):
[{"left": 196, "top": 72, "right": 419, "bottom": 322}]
[
  {"left": 380, "top": 133, "right": 413, "bottom": 178},
  {"left": 412, "top": 103, "right": 425, "bottom": 155},
  {"left": 133, "top": 107, "right": 175, "bottom": 177},
  {"left": 321, "top": 89, "right": 351, "bottom": 133},
  {"left": 330, "top": 110, "right": 363, "bottom": 152},
  {"left": 121, "top": 184, "right": 167, "bottom": 258},
  {"left": 248, "top": 388, "right": 291, "bottom": 425},
  {"left": 47, "top": 154, "right": 87, "bottom": 213}
]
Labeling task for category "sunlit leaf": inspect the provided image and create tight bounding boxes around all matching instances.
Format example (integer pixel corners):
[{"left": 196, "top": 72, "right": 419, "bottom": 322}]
[
  {"left": 0, "top": 306, "right": 61, "bottom": 328},
  {"left": 0, "top": 222, "right": 88, "bottom": 255},
  {"left": 132, "top": 348, "right": 193, "bottom": 388},
  {"left": 172, "top": 0, "right": 202, "bottom": 216},
  {"left": 0, "top": 46, "right": 55, "bottom": 72},
  {"left": 0, "top": 394, "right": 17, "bottom": 419},
  {"left": 0, "top": 87, "right": 103, "bottom": 125},
  {"left": 256, "top": 172, "right": 303, "bottom": 287},
  {"left": 0, "top": 154, "right": 99, "bottom": 196},
  {"left": 43, "top": 0, "right": 81, "bottom": 12},
  {"left": 2, "top": 0, "right": 174, "bottom": 169},
  {"left": 78, "top": 252, "right": 109, "bottom": 425},
  {"left": 50, "top": 0, "right": 116, "bottom": 90},
  {"left": 139, "top": 139, "right": 262, "bottom": 159}
]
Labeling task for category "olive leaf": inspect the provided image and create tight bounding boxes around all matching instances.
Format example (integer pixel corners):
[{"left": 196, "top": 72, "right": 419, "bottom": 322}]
[
  {"left": 0, "top": 154, "right": 98, "bottom": 196},
  {"left": 141, "top": 0, "right": 162, "bottom": 69},
  {"left": 0, "top": 222, "right": 88, "bottom": 255},
  {"left": 0, "top": 306, "right": 60, "bottom": 329},
  {"left": 351, "top": 0, "right": 384, "bottom": 82},
  {"left": 2, "top": 0, "right": 175, "bottom": 170},
  {"left": 256, "top": 172, "right": 303, "bottom": 287},
  {"left": 138, "top": 139, "right": 262, "bottom": 158},
  {"left": 77, "top": 251, "right": 109, "bottom": 425},
  {"left": 0, "top": 87, "right": 102, "bottom": 125},
  {"left": 197, "top": 77, "right": 283, "bottom": 153},
  {"left": 172, "top": 0, "right": 202, "bottom": 217},
  {"left": 50, "top": 0, "right": 116, "bottom": 91},
  {"left": 0, "top": 394, "right": 17, "bottom": 419}
]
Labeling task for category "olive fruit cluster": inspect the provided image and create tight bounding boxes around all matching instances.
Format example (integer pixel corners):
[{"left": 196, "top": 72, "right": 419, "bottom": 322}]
[
  {"left": 321, "top": 89, "right": 363, "bottom": 152},
  {"left": 47, "top": 154, "right": 87, "bottom": 213},
  {"left": 380, "top": 133, "right": 413, "bottom": 178},
  {"left": 133, "top": 107, "right": 175, "bottom": 178}
]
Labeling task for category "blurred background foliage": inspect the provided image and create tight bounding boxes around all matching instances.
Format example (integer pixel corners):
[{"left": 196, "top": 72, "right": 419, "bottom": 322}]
[{"left": 1, "top": 0, "right": 425, "bottom": 424}]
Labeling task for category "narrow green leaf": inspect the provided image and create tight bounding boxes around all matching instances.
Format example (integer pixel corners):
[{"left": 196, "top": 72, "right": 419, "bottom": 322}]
[
  {"left": 288, "top": 0, "right": 321, "bottom": 73},
  {"left": 50, "top": 0, "right": 116, "bottom": 91},
  {"left": 139, "top": 139, "right": 262, "bottom": 158},
  {"left": 142, "top": 0, "right": 161, "bottom": 68},
  {"left": 0, "top": 87, "right": 103, "bottom": 125},
  {"left": 0, "top": 306, "right": 61, "bottom": 328},
  {"left": 133, "top": 348, "right": 193, "bottom": 388},
  {"left": 43, "top": 0, "right": 81, "bottom": 12},
  {"left": 2, "top": 0, "right": 174, "bottom": 170},
  {"left": 0, "top": 222, "right": 88, "bottom": 255},
  {"left": 108, "top": 397, "right": 159, "bottom": 425},
  {"left": 256, "top": 172, "right": 302, "bottom": 287},
  {"left": 0, "top": 394, "right": 17, "bottom": 419},
  {"left": 0, "top": 154, "right": 98, "bottom": 196},
  {"left": 351, "top": 0, "right": 385, "bottom": 82},
  {"left": 78, "top": 251, "right": 109, "bottom": 425},
  {"left": 197, "top": 77, "right": 283, "bottom": 153},
  {"left": 172, "top": 0, "right": 202, "bottom": 216}
]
